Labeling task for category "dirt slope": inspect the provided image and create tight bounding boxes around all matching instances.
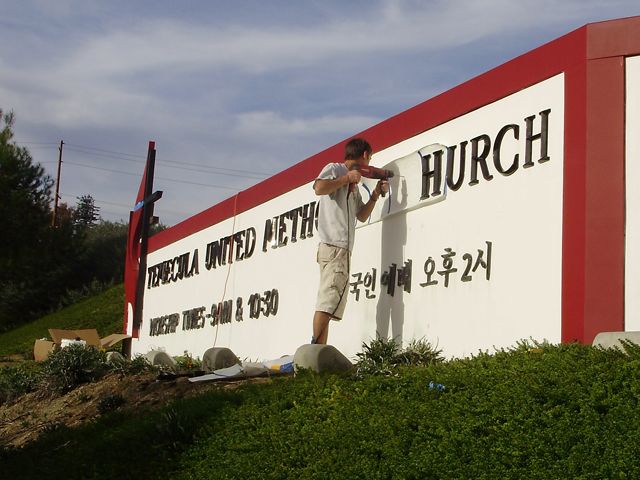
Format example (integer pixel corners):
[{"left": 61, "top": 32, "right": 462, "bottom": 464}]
[{"left": 0, "top": 371, "right": 269, "bottom": 448}]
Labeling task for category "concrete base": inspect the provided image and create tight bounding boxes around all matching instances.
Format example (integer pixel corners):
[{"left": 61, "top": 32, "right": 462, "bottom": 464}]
[
  {"left": 106, "top": 351, "right": 126, "bottom": 366},
  {"left": 592, "top": 331, "right": 640, "bottom": 350},
  {"left": 202, "top": 347, "right": 240, "bottom": 372},
  {"left": 145, "top": 350, "right": 177, "bottom": 368},
  {"left": 293, "top": 344, "right": 353, "bottom": 373}
]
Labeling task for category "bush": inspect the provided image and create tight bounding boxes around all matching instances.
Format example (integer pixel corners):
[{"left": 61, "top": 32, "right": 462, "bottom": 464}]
[
  {"left": 168, "top": 342, "right": 640, "bottom": 479},
  {"left": 111, "top": 354, "right": 156, "bottom": 376},
  {"left": 0, "top": 348, "right": 159, "bottom": 405},
  {"left": 97, "top": 393, "right": 126, "bottom": 414},
  {"left": 395, "top": 338, "right": 444, "bottom": 366},
  {"left": 354, "top": 336, "right": 400, "bottom": 377},
  {"left": 5, "top": 342, "right": 640, "bottom": 479},
  {"left": 174, "top": 351, "right": 202, "bottom": 371},
  {"left": 354, "top": 336, "right": 443, "bottom": 377},
  {"left": 0, "top": 362, "right": 41, "bottom": 404},
  {"left": 56, "top": 278, "right": 115, "bottom": 310},
  {"left": 156, "top": 407, "right": 191, "bottom": 448},
  {"left": 41, "top": 344, "right": 108, "bottom": 394}
]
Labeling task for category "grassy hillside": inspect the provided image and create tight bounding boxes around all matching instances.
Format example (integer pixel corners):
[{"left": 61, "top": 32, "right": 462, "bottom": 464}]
[
  {"left": 0, "top": 284, "right": 124, "bottom": 357},
  {"left": 3, "top": 341, "right": 640, "bottom": 479}
]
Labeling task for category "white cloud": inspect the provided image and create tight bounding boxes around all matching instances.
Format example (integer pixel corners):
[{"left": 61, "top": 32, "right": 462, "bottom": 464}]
[
  {"left": 59, "top": 3, "right": 514, "bottom": 77},
  {"left": 234, "top": 110, "right": 377, "bottom": 139},
  {"left": 3, "top": 0, "right": 640, "bottom": 224},
  {"left": 5, "top": 0, "right": 633, "bottom": 132},
  {"left": 1, "top": 0, "right": 522, "bottom": 132}
]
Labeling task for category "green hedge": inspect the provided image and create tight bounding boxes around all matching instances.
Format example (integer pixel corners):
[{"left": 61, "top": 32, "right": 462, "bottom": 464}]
[
  {"left": 173, "top": 342, "right": 640, "bottom": 479},
  {"left": 4, "top": 341, "right": 640, "bottom": 479}
]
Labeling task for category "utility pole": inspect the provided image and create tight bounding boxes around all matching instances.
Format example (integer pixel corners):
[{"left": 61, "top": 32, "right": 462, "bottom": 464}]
[{"left": 51, "top": 140, "right": 64, "bottom": 227}]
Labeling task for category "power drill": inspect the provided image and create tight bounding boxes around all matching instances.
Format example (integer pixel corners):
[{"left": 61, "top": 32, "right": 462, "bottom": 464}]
[{"left": 352, "top": 164, "right": 394, "bottom": 196}]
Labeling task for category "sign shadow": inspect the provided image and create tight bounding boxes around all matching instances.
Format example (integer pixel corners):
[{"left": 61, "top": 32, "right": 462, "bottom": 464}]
[{"left": 376, "top": 177, "right": 409, "bottom": 344}]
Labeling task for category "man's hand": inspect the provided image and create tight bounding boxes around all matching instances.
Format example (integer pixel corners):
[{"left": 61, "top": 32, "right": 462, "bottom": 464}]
[
  {"left": 346, "top": 170, "right": 361, "bottom": 184},
  {"left": 373, "top": 179, "right": 389, "bottom": 198},
  {"left": 314, "top": 170, "right": 361, "bottom": 196},
  {"left": 346, "top": 170, "right": 361, "bottom": 194}
]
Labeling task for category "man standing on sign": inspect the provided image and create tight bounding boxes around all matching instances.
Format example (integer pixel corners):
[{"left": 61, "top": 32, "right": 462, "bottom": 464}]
[{"left": 311, "top": 138, "right": 389, "bottom": 344}]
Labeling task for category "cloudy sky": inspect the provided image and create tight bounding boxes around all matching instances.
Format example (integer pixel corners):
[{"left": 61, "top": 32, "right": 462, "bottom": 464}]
[{"left": 1, "top": 1, "right": 638, "bottom": 226}]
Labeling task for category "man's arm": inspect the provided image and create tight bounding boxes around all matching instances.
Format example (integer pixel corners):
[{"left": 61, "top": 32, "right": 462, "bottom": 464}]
[
  {"left": 356, "top": 180, "right": 389, "bottom": 222},
  {"left": 313, "top": 170, "right": 361, "bottom": 196}
]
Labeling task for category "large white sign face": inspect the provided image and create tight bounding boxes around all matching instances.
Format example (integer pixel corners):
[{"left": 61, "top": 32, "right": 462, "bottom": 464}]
[
  {"left": 626, "top": 56, "right": 640, "bottom": 331},
  {"left": 133, "top": 74, "right": 564, "bottom": 360}
]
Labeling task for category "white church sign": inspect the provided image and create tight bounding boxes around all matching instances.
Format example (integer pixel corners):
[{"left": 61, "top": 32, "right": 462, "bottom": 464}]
[{"left": 124, "top": 16, "right": 640, "bottom": 360}]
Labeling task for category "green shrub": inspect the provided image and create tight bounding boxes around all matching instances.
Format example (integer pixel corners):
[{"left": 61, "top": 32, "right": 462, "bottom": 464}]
[
  {"left": 40, "top": 420, "right": 66, "bottom": 435},
  {"left": 41, "top": 344, "right": 108, "bottom": 394},
  {"left": 2, "top": 387, "right": 238, "bottom": 480},
  {"left": 56, "top": 278, "right": 115, "bottom": 310},
  {"left": 97, "top": 393, "right": 126, "bottom": 414},
  {"left": 169, "top": 343, "right": 640, "bottom": 479},
  {"left": 5, "top": 341, "right": 640, "bottom": 479},
  {"left": 396, "top": 338, "right": 444, "bottom": 366},
  {"left": 354, "top": 336, "right": 401, "bottom": 377},
  {"left": 111, "top": 354, "right": 156, "bottom": 376},
  {"left": 355, "top": 336, "right": 444, "bottom": 377},
  {"left": 0, "top": 361, "right": 41, "bottom": 404},
  {"left": 156, "top": 407, "right": 190, "bottom": 448},
  {"left": 174, "top": 351, "right": 202, "bottom": 371}
]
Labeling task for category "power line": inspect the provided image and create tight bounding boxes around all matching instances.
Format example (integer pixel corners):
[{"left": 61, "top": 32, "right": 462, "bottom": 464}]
[
  {"left": 52, "top": 196, "right": 126, "bottom": 219},
  {"left": 63, "top": 160, "right": 242, "bottom": 191},
  {"left": 19, "top": 139, "right": 274, "bottom": 177},
  {"left": 60, "top": 193, "right": 130, "bottom": 209},
  {"left": 64, "top": 142, "right": 273, "bottom": 177},
  {"left": 162, "top": 158, "right": 272, "bottom": 177},
  {"left": 63, "top": 160, "right": 147, "bottom": 177},
  {"left": 64, "top": 145, "right": 267, "bottom": 180},
  {"left": 157, "top": 177, "right": 242, "bottom": 191},
  {"left": 20, "top": 138, "right": 275, "bottom": 190},
  {"left": 59, "top": 192, "right": 192, "bottom": 216},
  {"left": 64, "top": 145, "right": 145, "bottom": 162},
  {"left": 98, "top": 209, "right": 129, "bottom": 218},
  {"left": 159, "top": 162, "right": 268, "bottom": 180},
  {"left": 64, "top": 142, "right": 145, "bottom": 159},
  {"left": 13, "top": 140, "right": 59, "bottom": 145},
  {"left": 25, "top": 145, "right": 58, "bottom": 150}
]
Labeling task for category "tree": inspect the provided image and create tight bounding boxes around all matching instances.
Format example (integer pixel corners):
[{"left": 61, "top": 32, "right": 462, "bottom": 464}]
[
  {"left": 73, "top": 194, "right": 100, "bottom": 230},
  {"left": 0, "top": 108, "right": 167, "bottom": 332},
  {"left": 0, "top": 110, "right": 78, "bottom": 331},
  {"left": 0, "top": 110, "right": 53, "bottom": 259},
  {"left": 75, "top": 220, "right": 128, "bottom": 287},
  {"left": 0, "top": 110, "right": 55, "bottom": 329}
]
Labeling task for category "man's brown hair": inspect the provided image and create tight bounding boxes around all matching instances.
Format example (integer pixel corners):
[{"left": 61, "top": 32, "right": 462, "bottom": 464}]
[{"left": 344, "top": 138, "right": 371, "bottom": 160}]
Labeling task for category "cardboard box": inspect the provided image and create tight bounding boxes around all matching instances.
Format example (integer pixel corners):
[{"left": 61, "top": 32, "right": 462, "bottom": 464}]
[
  {"left": 49, "top": 328, "right": 101, "bottom": 347},
  {"left": 33, "top": 329, "right": 131, "bottom": 362},
  {"left": 100, "top": 333, "right": 132, "bottom": 349},
  {"left": 33, "top": 339, "right": 56, "bottom": 362}
]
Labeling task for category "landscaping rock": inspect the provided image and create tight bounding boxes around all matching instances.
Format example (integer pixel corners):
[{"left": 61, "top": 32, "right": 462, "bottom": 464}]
[
  {"left": 592, "top": 331, "right": 640, "bottom": 350},
  {"left": 106, "top": 351, "right": 126, "bottom": 366},
  {"left": 293, "top": 344, "right": 353, "bottom": 373},
  {"left": 202, "top": 347, "right": 240, "bottom": 372},
  {"left": 145, "top": 350, "right": 177, "bottom": 368}
]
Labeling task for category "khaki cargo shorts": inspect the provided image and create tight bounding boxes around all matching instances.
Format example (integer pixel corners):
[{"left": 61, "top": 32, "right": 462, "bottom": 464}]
[{"left": 315, "top": 243, "right": 350, "bottom": 320}]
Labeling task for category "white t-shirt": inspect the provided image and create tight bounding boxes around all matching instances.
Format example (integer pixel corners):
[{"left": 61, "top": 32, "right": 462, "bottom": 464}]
[{"left": 314, "top": 163, "right": 364, "bottom": 252}]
